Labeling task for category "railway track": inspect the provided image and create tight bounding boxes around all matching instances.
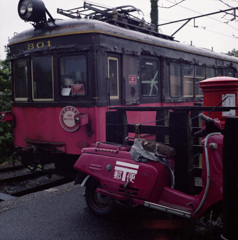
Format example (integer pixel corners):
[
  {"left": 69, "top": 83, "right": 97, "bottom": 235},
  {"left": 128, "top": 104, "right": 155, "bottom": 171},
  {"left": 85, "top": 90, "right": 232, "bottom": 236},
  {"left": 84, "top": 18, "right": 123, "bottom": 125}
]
[
  {"left": 0, "top": 161, "right": 73, "bottom": 201},
  {"left": 0, "top": 164, "right": 25, "bottom": 173}
]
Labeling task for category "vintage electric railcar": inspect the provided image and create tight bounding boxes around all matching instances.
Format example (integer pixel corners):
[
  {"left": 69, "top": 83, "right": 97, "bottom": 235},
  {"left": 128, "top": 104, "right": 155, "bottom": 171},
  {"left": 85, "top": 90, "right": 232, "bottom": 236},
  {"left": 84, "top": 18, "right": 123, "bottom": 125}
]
[{"left": 2, "top": 0, "right": 238, "bottom": 170}]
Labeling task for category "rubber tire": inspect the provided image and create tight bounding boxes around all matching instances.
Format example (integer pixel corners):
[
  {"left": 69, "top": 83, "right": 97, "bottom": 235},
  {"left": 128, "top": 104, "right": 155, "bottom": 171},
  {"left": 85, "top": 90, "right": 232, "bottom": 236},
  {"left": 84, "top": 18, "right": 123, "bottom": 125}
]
[{"left": 85, "top": 178, "right": 116, "bottom": 217}]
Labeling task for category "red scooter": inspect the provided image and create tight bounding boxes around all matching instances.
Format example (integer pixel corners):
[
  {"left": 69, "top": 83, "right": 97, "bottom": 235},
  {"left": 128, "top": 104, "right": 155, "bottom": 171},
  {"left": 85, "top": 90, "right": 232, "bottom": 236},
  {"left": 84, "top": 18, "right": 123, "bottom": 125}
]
[{"left": 74, "top": 113, "right": 223, "bottom": 231}]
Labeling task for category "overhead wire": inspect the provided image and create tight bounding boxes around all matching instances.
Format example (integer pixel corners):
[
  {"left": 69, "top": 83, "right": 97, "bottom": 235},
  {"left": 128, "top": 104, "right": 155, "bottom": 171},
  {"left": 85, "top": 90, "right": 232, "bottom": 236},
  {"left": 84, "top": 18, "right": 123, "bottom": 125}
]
[
  {"left": 159, "top": 0, "right": 238, "bottom": 38},
  {"left": 163, "top": 0, "right": 237, "bottom": 25},
  {"left": 158, "top": 17, "right": 237, "bottom": 41}
]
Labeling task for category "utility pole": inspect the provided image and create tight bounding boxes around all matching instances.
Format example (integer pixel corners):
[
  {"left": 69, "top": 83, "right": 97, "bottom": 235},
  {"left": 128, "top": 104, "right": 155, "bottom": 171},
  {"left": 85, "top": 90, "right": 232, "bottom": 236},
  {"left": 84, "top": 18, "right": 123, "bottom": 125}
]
[{"left": 150, "top": 0, "right": 158, "bottom": 32}]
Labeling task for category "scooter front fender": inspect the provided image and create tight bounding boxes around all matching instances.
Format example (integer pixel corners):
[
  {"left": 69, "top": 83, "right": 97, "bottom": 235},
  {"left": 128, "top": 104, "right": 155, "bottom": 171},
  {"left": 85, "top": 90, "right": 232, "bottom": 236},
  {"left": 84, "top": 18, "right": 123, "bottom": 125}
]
[
  {"left": 73, "top": 145, "right": 171, "bottom": 202},
  {"left": 74, "top": 171, "right": 89, "bottom": 185}
]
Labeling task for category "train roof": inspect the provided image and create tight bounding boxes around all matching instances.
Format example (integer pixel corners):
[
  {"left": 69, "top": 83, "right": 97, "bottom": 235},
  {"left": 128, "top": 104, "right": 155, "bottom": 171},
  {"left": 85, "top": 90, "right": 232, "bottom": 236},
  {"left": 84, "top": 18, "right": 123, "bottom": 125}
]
[{"left": 8, "top": 18, "right": 238, "bottom": 64}]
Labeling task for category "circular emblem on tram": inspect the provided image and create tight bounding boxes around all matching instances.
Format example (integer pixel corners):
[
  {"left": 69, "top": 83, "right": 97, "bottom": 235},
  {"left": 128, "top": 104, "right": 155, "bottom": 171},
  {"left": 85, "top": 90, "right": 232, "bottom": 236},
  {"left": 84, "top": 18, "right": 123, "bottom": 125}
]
[{"left": 59, "top": 106, "right": 80, "bottom": 132}]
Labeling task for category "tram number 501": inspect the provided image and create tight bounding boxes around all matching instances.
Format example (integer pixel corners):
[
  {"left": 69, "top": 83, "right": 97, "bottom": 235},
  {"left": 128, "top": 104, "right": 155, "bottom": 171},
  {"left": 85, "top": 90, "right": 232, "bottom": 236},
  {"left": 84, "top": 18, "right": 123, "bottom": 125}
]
[{"left": 28, "top": 41, "right": 52, "bottom": 50}]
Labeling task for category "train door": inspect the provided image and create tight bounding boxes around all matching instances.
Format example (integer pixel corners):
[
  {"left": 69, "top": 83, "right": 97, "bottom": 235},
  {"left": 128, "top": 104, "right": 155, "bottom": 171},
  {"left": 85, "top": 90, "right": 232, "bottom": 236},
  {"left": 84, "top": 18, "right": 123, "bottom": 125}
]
[
  {"left": 107, "top": 55, "right": 122, "bottom": 105},
  {"left": 123, "top": 55, "right": 140, "bottom": 105}
]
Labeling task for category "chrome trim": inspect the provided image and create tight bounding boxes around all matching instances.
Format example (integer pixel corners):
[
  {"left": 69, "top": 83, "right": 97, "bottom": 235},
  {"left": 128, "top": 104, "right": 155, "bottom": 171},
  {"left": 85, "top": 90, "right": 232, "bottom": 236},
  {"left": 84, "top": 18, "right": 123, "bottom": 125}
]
[
  {"left": 80, "top": 175, "right": 90, "bottom": 187},
  {"left": 194, "top": 132, "right": 222, "bottom": 215},
  {"left": 144, "top": 201, "right": 191, "bottom": 218}
]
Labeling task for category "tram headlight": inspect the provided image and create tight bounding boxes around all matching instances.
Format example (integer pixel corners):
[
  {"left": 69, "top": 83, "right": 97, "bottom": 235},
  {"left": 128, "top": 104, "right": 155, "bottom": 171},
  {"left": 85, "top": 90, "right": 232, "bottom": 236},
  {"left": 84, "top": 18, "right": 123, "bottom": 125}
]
[
  {"left": 27, "top": 2, "right": 33, "bottom": 13},
  {"left": 1, "top": 113, "right": 5, "bottom": 121},
  {"left": 19, "top": 4, "right": 27, "bottom": 15},
  {"left": 18, "top": 0, "right": 46, "bottom": 23}
]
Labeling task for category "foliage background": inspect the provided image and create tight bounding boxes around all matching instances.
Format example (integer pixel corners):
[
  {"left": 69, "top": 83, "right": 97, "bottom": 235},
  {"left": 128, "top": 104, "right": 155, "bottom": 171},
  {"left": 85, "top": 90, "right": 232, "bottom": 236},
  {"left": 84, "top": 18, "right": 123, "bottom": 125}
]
[
  {"left": 0, "top": 50, "right": 14, "bottom": 163},
  {"left": 150, "top": 0, "right": 158, "bottom": 32},
  {"left": 227, "top": 49, "right": 238, "bottom": 58}
]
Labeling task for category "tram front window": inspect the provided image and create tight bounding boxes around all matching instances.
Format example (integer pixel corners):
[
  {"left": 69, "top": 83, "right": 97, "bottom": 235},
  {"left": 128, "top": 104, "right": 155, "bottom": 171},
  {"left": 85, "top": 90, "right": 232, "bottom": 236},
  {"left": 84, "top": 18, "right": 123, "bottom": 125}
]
[
  {"left": 13, "top": 59, "right": 28, "bottom": 101},
  {"left": 60, "top": 55, "right": 87, "bottom": 96},
  {"left": 32, "top": 56, "right": 53, "bottom": 100}
]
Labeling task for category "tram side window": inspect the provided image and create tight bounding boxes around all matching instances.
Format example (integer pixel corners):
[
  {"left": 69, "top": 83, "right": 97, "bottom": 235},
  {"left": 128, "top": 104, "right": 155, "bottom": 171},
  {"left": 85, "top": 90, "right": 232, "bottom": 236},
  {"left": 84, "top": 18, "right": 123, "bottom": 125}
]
[
  {"left": 60, "top": 55, "right": 87, "bottom": 96},
  {"left": 141, "top": 59, "right": 159, "bottom": 97},
  {"left": 170, "top": 62, "right": 181, "bottom": 97},
  {"left": 183, "top": 65, "right": 194, "bottom": 97},
  {"left": 224, "top": 69, "right": 235, "bottom": 77},
  {"left": 206, "top": 67, "right": 215, "bottom": 78},
  {"left": 108, "top": 57, "right": 119, "bottom": 99},
  {"left": 215, "top": 68, "right": 223, "bottom": 76},
  {"left": 32, "top": 56, "right": 53, "bottom": 100},
  {"left": 195, "top": 66, "right": 205, "bottom": 97},
  {"left": 13, "top": 59, "right": 28, "bottom": 101}
]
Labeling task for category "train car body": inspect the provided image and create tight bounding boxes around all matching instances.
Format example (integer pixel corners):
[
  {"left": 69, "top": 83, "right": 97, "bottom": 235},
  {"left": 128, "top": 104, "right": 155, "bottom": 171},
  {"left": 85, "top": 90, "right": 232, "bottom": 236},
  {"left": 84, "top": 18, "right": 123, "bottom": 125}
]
[{"left": 3, "top": 1, "right": 238, "bottom": 169}]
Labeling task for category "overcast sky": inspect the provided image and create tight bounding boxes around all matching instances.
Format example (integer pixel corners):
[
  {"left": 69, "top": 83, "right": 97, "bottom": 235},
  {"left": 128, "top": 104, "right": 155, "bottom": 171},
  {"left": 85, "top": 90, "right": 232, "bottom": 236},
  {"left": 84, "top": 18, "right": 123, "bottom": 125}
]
[{"left": 0, "top": 0, "right": 237, "bottom": 60}]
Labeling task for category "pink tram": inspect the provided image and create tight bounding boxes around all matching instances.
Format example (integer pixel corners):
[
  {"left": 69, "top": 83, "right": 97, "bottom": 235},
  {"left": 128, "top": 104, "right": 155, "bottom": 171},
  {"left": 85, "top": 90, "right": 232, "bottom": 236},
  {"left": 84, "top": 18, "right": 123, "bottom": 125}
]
[{"left": 1, "top": 0, "right": 238, "bottom": 171}]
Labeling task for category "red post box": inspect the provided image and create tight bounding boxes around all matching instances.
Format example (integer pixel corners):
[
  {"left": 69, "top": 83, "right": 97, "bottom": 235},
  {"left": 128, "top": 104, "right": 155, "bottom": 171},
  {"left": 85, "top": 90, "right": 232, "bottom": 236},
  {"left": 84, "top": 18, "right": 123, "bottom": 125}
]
[{"left": 199, "top": 76, "right": 238, "bottom": 128}]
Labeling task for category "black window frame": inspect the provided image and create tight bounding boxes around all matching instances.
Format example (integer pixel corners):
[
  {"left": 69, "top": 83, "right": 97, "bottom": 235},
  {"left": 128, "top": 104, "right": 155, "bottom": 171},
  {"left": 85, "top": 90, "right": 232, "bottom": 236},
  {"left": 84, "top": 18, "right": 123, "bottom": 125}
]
[
  {"left": 195, "top": 65, "right": 205, "bottom": 97},
  {"left": 169, "top": 62, "right": 182, "bottom": 98},
  {"left": 59, "top": 52, "right": 91, "bottom": 102},
  {"left": 140, "top": 56, "right": 161, "bottom": 101},
  {"left": 31, "top": 55, "right": 54, "bottom": 101},
  {"left": 12, "top": 57, "right": 31, "bottom": 102},
  {"left": 182, "top": 64, "right": 194, "bottom": 98},
  {"left": 107, "top": 53, "right": 122, "bottom": 106}
]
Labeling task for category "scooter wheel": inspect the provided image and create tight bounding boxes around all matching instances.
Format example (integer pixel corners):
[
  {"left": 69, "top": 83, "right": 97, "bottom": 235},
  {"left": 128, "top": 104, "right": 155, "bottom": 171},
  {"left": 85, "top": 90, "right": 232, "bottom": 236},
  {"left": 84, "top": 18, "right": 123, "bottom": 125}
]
[{"left": 85, "top": 178, "right": 116, "bottom": 216}]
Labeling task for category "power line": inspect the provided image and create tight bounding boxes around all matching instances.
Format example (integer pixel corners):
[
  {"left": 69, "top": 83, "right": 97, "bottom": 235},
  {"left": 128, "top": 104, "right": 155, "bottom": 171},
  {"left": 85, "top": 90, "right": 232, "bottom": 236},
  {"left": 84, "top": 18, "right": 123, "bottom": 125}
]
[
  {"left": 158, "top": 7, "right": 238, "bottom": 26},
  {"left": 158, "top": 4, "right": 238, "bottom": 36},
  {"left": 159, "top": 18, "right": 237, "bottom": 40},
  {"left": 161, "top": 0, "right": 238, "bottom": 30},
  {"left": 159, "top": 19, "right": 236, "bottom": 40},
  {"left": 198, "top": 26, "right": 238, "bottom": 39},
  {"left": 158, "top": 14, "right": 237, "bottom": 41},
  {"left": 189, "top": 24, "right": 237, "bottom": 40},
  {"left": 164, "top": 0, "right": 225, "bottom": 22}
]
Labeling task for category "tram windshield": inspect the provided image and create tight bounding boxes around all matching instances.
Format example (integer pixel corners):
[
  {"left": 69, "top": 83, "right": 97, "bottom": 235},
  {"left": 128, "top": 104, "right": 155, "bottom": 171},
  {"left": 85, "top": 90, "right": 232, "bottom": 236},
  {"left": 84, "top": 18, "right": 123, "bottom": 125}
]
[
  {"left": 14, "top": 59, "right": 28, "bottom": 101},
  {"left": 32, "top": 56, "right": 53, "bottom": 100},
  {"left": 13, "top": 54, "right": 88, "bottom": 102},
  {"left": 60, "top": 55, "right": 87, "bottom": 96}
]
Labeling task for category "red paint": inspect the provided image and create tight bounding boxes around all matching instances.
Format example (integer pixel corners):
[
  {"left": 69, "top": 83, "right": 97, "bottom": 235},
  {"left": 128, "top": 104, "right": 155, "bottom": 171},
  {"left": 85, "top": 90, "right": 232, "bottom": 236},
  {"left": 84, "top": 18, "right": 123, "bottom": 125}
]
[
  {"left": 75, "top": 143, "right": 171, "bottom": 201},
  {"left": 74, "top": 116, "right": 223, "bottom": 219},
  {"left": 7, "top": 100, "right": 201, "bottom": 156},
  {"left": 12, "top": 106, "right": 96, "bottom": 155},
  {"left": 129, "top": 75, "right": 137, "bottom": 85},
  {"left": 200, "top": 76, "right": 238, "bottom": 128}
]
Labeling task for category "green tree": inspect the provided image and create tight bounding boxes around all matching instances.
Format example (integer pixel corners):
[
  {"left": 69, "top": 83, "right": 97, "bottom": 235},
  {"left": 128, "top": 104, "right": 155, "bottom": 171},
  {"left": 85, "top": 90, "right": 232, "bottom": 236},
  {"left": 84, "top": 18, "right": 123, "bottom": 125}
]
[
  {"left": 0, "top": 48, "right": 14, "bottom": 163},
  {"left": 227, "top": 49, "right": 238, "bottom": 57},
  {"left": 150, "top": 0, "right": 158, "bottom": 32}
]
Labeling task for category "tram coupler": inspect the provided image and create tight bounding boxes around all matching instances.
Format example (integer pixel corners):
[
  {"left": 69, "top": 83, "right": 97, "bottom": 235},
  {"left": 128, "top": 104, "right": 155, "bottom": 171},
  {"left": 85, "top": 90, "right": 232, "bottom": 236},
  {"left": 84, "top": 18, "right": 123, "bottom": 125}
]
[{"left": 74, "top": 113, "right": 88, "bottom": 126}]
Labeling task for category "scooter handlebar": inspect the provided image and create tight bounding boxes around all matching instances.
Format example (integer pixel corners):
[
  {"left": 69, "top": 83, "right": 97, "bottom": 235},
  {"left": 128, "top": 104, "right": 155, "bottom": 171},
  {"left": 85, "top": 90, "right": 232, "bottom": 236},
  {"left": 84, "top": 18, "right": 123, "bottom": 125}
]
[
  {"left": 198, "top": 113, "right": 213, "bottom": 124},
  {"left": 194, "top": 129, "right": 203, "bottom": 138},
  {"left": 194, "top": 113, "right": 216, "bottom": 137}
]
